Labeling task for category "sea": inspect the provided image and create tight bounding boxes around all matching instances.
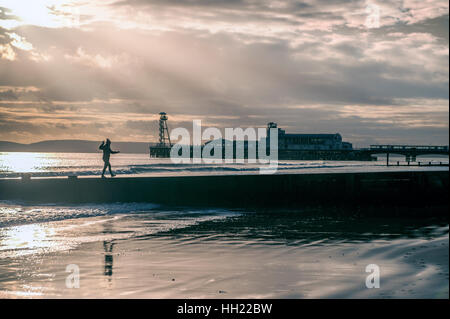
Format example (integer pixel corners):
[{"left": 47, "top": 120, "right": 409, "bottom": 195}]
[
  {"left": 0, "top": 152, "right": 448, "bottom": 298},
  {"left": 0, "top": 152, "right": 448, "bottom": 178}
]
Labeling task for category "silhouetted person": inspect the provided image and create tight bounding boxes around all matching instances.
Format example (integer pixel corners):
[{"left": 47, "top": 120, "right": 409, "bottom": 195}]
[{"left": 99, "top": 138, "right": 120, "bottom": 178}]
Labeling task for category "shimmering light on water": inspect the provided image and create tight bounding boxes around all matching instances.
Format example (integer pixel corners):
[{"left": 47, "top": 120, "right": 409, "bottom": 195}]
[
  {"left": 0, "top": 223, "right": 56, "bottom": 257},
  {"left": 0, "top": 200, "right": 447, "bottom": 298},
  {"left": 0, "top": 152, "right": 57, "bottom": 173},
  {"left": 0, "top": 152, "right": 447, "bottom": 178}
]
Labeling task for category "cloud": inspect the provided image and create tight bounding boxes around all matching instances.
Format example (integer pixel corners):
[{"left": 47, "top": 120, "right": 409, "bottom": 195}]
[
  {"left": 0, "top": 89, "right": 18, "bottom": 100},
  {"left": 110, "top": 0, "right": 449, "bottom": 34},
  {"left": 0, "top": 6, "right": 20, "bottom": 21},
  {"left": 0, "top": 0, "right": 447, "bottom": 145}
]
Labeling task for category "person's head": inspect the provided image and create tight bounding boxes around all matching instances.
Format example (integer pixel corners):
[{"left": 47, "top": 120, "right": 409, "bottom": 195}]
[{"left": 106, "top": 138, "right": 111, "bottom": 145}]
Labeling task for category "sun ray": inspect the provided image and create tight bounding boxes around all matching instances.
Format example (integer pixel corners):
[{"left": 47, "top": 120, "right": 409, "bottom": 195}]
[{"left": 0, "top": 0, "right": 83, "bottom": 29}]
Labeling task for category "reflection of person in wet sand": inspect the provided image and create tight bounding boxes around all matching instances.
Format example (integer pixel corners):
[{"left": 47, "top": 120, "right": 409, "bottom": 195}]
[
  {"left": 99, "top": 139, "right": 120, "bottom": 178},
  {"left": 103, "top": 241, "right": 115, "bottom": 278}
]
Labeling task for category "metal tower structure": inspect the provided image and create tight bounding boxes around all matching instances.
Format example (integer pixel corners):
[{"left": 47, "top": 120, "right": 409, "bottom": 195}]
[
  {"left": 266, "top": 122, "right": 277, "bottom": 140},
  {"left": 158, "top": 112, "right": 171, "bottom": 147}
]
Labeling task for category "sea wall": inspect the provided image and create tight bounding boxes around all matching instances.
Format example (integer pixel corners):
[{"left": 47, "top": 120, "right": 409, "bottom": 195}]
[{"left": 0, "top": 171, "right": 448, "bottom": 211}]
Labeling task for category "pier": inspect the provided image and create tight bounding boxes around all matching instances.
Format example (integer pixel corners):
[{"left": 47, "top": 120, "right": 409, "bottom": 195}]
[
  {"left": 148, "top": 114, "right": 449, "bottom": 163},
  {"left": 150, "top": 144, "right": 449, "bottom": 162},
  {"left": 366, "top": 145, "right": 449, "bottom": 166}
]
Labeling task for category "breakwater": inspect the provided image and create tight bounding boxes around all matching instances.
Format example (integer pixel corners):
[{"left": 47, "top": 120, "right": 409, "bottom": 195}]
[{"left": 0, "top": 171, "right": 448, "bottom": 212}]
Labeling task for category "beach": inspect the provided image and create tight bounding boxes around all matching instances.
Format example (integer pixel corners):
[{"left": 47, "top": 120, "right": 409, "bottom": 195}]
[
  {"left": 0, "top": 204, "right": 448, "bottom": 299},
  {"left": 0, "top": 153, "right": 448, "bottom": 299},
  {"left": 0, "top": 0, "right": 448, "bottom": 304}
]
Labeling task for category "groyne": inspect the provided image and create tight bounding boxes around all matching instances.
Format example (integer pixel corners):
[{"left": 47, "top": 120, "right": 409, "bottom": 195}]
[{"left": 0, "top": 171, "right": 448, "bottom": 211}]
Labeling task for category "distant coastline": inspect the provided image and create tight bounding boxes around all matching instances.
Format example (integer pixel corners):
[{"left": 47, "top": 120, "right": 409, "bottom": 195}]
[{"left": 0, "top": 140, "right": 149, "bottom": 154}]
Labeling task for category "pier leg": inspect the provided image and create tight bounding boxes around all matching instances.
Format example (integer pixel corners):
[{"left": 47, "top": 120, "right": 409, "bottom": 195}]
[{"left": 386, "top": 152, "right": 389, "bottom": 166}]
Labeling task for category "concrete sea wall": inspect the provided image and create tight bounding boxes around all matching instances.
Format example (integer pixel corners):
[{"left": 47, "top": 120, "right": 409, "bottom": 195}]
[{"left": 0, "top": 171, "right": 448, "bottom": 213}]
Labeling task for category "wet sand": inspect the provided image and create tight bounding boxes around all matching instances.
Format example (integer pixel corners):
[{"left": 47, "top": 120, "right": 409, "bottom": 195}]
[{"left": 1, "top": 223, "right": 448, "bottom": 299}]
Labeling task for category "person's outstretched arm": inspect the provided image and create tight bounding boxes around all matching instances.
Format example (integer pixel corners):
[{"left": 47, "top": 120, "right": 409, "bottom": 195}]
[
  {"left": 99, "top": 141, "right": 105, "bottom": 150},
  {"left": 111, "top": 150, "right": 120, "bottom": 154}
]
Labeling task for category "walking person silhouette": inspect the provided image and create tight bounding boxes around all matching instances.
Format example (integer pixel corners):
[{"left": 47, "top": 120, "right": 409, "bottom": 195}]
[{"left": 99, "top": 138, "right": 120, "bottom": 178}]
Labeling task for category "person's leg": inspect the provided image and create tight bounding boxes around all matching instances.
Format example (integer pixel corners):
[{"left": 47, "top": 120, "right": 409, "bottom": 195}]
[
  {"left": 102, "top": 162, "right": 107, "bottom": 177},
  {"left": 108, "top": 163, "right": 115, "bottom": 177}
]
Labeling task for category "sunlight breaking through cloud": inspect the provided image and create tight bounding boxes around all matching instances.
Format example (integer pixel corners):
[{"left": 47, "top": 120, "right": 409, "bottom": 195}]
[{"left": 0, "top": 0, "right": 448, "bottom": 145}]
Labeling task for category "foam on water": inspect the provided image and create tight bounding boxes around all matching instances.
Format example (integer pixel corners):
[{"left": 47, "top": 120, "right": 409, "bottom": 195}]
[
  {"left": 0, "top": 201, "right": 240, "bottom": 258},
  {"left": 0, "top": 201, "right": 160, "bottom": 228}
]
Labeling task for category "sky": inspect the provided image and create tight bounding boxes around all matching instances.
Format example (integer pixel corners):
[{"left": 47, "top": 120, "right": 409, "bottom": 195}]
[{"left": 0, "top": 0, "right": 448, "bottom": 147}]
